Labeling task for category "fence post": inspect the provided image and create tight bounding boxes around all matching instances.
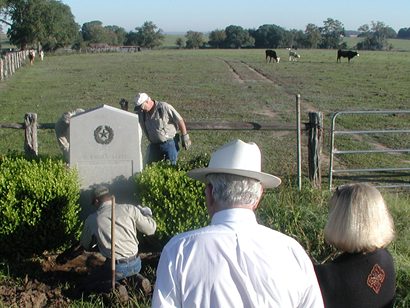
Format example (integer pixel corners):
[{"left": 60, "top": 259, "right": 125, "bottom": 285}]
[
  {"left": 24, "top": 113, "right": 38, "bottom": 156},
  {"left": 5, "top": 54, "right": 9, "bottom": 79},
  {"left": 0, "top": 58, "right": 3, "bottom": 81},
  {"left": 307, "top": 112, "right": 323, "bottom": 188},
  {"left": 296, "top": 94, "right": 302, "bottom": 191}
]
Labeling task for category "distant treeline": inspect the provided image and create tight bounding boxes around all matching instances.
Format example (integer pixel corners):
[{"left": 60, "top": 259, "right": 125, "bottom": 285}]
[
  {"left": 397, "top": 28, "right": 410, "bottom": 39},
  {"left": 0, "top": 0, "right": 409, "bottom": 52}
]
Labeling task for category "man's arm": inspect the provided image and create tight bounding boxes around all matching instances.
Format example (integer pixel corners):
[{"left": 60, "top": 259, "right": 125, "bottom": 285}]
[{"left": 177, "top": 118, "right": 188, "bottom": 136}]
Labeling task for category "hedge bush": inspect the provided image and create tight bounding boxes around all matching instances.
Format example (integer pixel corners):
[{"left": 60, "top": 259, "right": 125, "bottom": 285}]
[
  {"left": 0, "top": 155, "right": 82, "bottom": 258},
  {"left": 134, "top": 156, "right": 209, "bottom": 243}
]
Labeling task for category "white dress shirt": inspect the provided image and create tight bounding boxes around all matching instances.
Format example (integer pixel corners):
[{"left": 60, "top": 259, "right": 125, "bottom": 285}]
[{"left": 152, "top": 208, "right": 324, "bottom": 308}]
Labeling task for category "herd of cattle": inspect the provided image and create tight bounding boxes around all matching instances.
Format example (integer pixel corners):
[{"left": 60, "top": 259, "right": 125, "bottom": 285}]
[{"left": 265, "top": 48, "right": 359, "bottom": 63}]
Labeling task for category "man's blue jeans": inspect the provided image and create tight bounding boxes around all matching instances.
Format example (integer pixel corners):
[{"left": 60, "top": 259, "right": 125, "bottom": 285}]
[
  {"left": 115, "top": 256, "right": 142, "bottom": 280},
  {"left": 147, "top": 138, "right": 179, "bottom": 165},
  {"left": 81, "top": 256, "right": 142, "bottom": 293}
]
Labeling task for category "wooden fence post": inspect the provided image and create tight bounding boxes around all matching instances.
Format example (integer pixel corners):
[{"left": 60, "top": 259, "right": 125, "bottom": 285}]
[
  {"left": 0, "top": 58, "right": 3, "bottom": 81},
  {"left": 296, "top": 94, "right": 302, "bottom": 191},
  {"left": 4, "top": 54, "right": 9, "bottom": 79},
  {"left": 24, "top": 113, "right": 38, "bottom": 156},
  {"left": 307, "top": 112, "right": 323, "bottom": 188}
]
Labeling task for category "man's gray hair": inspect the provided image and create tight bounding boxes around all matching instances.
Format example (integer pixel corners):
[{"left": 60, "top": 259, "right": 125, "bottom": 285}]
[
  {"left": 206, "top": 173, "right": 262, "bottom": 209},
  {"left": 324, "top": 183, "right": 395, "bottom": 253}
]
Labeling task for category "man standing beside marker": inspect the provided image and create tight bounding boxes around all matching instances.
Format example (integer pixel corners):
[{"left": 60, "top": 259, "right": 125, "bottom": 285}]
[{"left": 134, "top": 92, "right": 191, "bottom": 165}]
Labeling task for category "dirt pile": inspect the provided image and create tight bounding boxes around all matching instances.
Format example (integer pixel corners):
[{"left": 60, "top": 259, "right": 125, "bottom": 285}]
[{"left": 0, "top": 251, "right": 160, "bottom": 307}]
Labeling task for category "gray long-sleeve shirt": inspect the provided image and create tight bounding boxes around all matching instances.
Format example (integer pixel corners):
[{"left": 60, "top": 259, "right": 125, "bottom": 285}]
[{"left": 80, "top": 200, "right": 156, "bottom": 259}]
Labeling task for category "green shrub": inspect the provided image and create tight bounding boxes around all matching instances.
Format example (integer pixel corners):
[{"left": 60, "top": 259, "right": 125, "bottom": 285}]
[
  {"left": 0, "top": 155, "right": 82, "bottom": 258},
  {"left": 135, "top": 157, "right": 209, "bottom": 243}
]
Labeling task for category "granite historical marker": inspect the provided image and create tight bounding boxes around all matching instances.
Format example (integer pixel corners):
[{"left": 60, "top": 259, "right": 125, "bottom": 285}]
[{"left": 69, "top": 105, "right": 143, "bottom": 217}]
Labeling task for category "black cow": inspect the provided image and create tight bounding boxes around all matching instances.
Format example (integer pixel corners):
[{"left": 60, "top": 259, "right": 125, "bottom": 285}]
[
  {"left": 265, "top": 49, "right": 280, "bottom": 63},
  {"left": 337, "top": 49, "right": 359, "bottom": 63}
]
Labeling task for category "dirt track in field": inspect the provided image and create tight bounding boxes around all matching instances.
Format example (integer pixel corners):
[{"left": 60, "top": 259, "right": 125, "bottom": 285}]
[{"left": 222, "top": 59, "right": 274, "bottom": 84}]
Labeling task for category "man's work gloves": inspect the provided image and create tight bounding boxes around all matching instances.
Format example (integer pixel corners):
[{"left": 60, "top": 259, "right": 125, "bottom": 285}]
[
  {"left": 182, "top": 133, "right": 192, "bottom": 150},
  {"left": 137, "top": 205, "right": 153, "bottom": 217}
]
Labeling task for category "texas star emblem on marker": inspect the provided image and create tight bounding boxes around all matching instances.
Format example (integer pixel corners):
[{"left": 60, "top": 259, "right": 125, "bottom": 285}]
[{"left": 94, "top": 125, "right": 114, "bottom": 144}]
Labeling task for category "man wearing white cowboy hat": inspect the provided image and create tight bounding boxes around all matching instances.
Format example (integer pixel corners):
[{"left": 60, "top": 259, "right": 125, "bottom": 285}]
[
  {"left": 134, "top": 92, "right": 191, "bottom": 165},
  {"left": 152, "top": 139, "right": 324, "bottom": 307}
]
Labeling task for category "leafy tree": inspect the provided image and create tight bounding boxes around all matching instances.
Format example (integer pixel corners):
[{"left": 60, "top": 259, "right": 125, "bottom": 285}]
[
  {"left": 81, "top": 22, "right": 127, "bottom": 46},
  {"left": 5, "top": 0, "right": 78, "bottom": 50},
  {"left": 319, "top": 18, "right": 344, "bottom": 49},
  {"left": 283, "top": 29, "right": 307, "bottom": 48},
  {"left": 357, "top": 24, "right": 370, "bottom": 37},
  {"left": 39, "top": 1, "right": 79, "bottom": 51},
  {"left": 125, "top": 31, "right": 138, "bottom": 46},
  {"left": 6, "top": 0, "right": 45, "bottom": 49},
  {"left": 175, "top": 37, "right": 184, "bottom": 49},
  {"left": 397, "top": 27, "right": 410, "bottom": 39},
  {"left": 305, "top": 23, "right": 321, "bottom": 48},
  {"left": 185, "top": 30, "right": 205, "bottom": 49},
  {"left": 208, "top": 29, "right": 226, "bottom": 48},
  {"left": 71, "top": 33, "right": 86, "bottom": 51},
  {"left": 252, "top": 24, "right": 285, "bottom": 48},
  {"left": 134, "top": 21, "right": 164, "bottom": 49},
  {"left": 357, "top": 21, "right": 395, "bottom": 50},
  {"left": 105, "top": 25, "right": 127, "bottom": 45},
  {"left": 224, "top": 25, "right": 254, "bottom": 48},
  {"left": 81, "top": 21, "right": 107, "bottom": 43},
  {"left": 384, "top": 27, "right": 397, "bottom": 39}
]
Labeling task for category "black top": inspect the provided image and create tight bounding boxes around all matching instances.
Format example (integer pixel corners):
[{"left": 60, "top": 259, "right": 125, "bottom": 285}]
[{"left": 314, "top": 249, "right": 396, "bottom": 308}]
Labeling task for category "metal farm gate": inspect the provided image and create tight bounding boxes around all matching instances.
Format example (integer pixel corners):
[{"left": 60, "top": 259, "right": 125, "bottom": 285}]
[{"left": 328, "top": 110, "right": 410, "bottom": 190}]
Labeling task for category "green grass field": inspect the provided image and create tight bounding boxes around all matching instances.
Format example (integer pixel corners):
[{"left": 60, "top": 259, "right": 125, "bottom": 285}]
[
  {"left": 1, "top": 48, "right": 409, "bottom": 182},
  {"left": 0, "top": 48, "right": 409, "bottom": 306}
]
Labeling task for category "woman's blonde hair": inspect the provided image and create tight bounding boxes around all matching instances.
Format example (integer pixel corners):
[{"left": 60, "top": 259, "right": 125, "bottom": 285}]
[{"left": 324, "top": 183, "right": 395, "bottom": 253}]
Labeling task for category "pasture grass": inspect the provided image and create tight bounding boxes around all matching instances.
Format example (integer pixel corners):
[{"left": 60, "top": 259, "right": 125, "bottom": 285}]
[
  {"left": 0, "top": 48, "right": 409, "bottom": 184},
  {"left": 386, "top": 192, "right": 410, "bottom": 305},
  {"left": 0, "top": 48, "right": 409, "bottom": 306}
]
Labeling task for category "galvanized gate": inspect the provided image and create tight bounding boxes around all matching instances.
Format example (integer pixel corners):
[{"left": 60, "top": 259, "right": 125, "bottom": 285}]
[{"left": 328, "top": 110, "right": 410, "bottom": 190}]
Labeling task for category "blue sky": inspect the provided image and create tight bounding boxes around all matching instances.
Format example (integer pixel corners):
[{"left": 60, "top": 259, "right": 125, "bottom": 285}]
[{"left": 62, "top": 0, "right": 409, "bottom": 33}]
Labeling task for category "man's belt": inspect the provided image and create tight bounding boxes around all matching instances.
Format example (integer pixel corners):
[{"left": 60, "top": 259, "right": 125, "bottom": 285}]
[
  {"left": 153, "top": 138, "right": 174, "bottom": 145},
  {"left": 115, "top": 254, "right": 139, "bottom": 264}
]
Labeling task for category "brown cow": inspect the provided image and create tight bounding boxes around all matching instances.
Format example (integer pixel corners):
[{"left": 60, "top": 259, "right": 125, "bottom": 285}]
[{"left": 28, "top": 49, "right": 35, "bottom": 65}]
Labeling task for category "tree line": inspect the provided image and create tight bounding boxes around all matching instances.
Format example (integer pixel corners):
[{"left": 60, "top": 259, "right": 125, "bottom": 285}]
[{"left": 0, "top": 0, "right": 408, "bottom": 52}]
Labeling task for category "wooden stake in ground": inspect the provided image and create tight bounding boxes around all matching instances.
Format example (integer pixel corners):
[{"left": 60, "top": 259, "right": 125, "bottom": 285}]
[{"left": 111, "top": 195, "right": 116, "bottom": 291}]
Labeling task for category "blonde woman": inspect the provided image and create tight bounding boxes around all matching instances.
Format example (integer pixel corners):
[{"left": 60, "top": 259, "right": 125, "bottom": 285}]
[{"left": 315, "top": 183, "right": 396, "bottom": 308}]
